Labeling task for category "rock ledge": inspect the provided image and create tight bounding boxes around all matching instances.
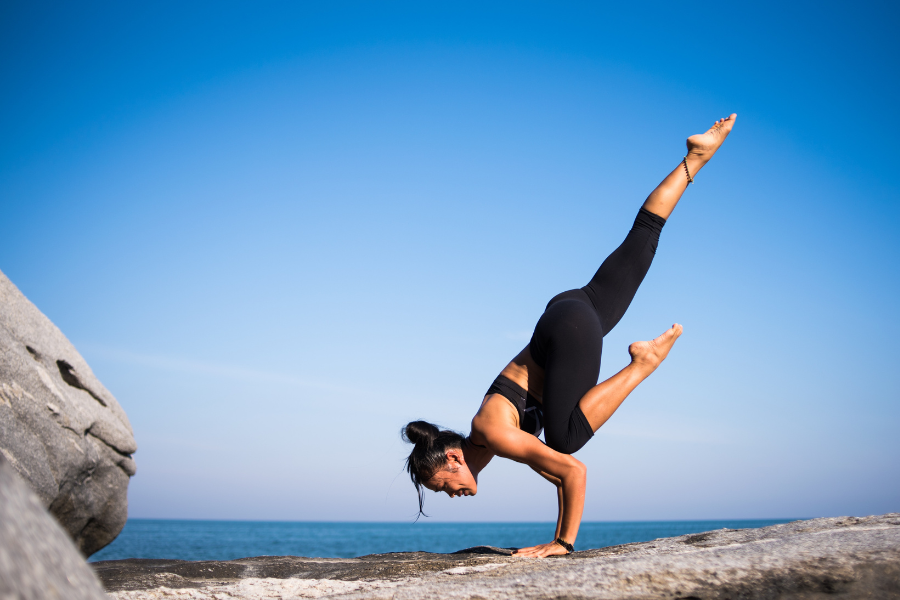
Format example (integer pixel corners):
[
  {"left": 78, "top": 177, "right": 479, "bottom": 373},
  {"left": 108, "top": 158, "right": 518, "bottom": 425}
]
[{"left": 94, "top": 513, "right": 900, "bottom": 599}]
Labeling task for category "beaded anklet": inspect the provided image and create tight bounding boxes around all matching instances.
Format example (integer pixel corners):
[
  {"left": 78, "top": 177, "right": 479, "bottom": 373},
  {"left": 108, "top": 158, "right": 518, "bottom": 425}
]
[{"left": 682, "top": 156, "right": 694, "bottom": 184}]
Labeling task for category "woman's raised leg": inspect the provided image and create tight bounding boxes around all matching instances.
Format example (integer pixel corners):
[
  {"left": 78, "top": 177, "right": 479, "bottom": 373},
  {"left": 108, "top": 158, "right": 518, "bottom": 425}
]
[
  {"left": 578, "top": 114, "right": 737, "bottom": 431},
  {"left": 583, "top": 114, "right": 738, "bottom": 334}
]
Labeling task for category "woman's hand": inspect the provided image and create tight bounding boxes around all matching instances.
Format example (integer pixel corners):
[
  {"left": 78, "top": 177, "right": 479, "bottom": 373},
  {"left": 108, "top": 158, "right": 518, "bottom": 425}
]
[{"left": 513, "top": 540, "right": 569, "bottom": 558}]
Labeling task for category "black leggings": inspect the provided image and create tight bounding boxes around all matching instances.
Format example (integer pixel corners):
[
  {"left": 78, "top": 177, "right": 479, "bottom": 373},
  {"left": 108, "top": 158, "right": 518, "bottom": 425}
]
[{"left": 529, "top": 207, "right": 666, "bottom": 454}]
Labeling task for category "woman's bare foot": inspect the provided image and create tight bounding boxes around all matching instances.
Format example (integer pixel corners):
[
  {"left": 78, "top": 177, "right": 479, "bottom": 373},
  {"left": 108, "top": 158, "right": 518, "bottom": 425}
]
[
  {"left": 686, "top": 114, "right": 737, "bottom": 163},
  {"left": 639, "top": 114, "right": 736, "bottom": 219},
  {"left": 629, "top": 324, "right": 683, "bottom": 372}
]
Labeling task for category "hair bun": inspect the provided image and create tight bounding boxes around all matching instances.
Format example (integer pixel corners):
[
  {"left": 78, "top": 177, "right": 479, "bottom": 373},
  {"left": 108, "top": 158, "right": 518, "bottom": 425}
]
[{"left": 402, "top": 421, "right": 440, "bottom": 446}]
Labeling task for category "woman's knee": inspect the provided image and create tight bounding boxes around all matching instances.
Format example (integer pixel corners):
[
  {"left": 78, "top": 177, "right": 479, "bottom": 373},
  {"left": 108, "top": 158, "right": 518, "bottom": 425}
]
[
  {"left": 545, "top": 410, "right": 594, "bottom": 455},
  {"left": 545, "top": 431, "right": 592, "bottom": 455}
]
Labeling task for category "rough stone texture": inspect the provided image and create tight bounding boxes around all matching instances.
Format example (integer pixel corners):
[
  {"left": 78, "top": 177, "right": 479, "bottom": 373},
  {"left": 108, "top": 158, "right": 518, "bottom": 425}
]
[
  {"left": 94, "top": 514, "right": 900, "bottom": 599},
  {"left": 0, "top": 453, "right": 110, "bottom": 600},
  {"left": 0, "top": 268, "right": 136, "bottom": 556}
]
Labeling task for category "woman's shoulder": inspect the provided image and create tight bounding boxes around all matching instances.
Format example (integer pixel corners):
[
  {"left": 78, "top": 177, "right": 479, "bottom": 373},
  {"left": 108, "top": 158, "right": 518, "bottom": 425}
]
[{"left": 471, "top": 393, "right": 520, "bottom": 444}]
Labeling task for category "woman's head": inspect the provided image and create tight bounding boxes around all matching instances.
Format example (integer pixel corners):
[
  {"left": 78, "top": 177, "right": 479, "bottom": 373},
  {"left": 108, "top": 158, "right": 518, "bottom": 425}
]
[{"left": 402, "top": 421, "right": 477, "bottom": 516}]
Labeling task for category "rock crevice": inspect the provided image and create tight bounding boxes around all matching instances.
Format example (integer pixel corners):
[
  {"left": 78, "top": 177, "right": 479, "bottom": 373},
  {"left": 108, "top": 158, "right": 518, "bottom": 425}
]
[{"left": 57, "top": 359, "right": 108, "bottom": 406}]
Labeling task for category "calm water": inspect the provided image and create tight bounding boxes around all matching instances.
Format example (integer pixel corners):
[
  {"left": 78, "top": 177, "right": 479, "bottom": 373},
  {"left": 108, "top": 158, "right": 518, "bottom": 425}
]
[{"left": 89, "top": 519, "right": 795, "bottom": 562}]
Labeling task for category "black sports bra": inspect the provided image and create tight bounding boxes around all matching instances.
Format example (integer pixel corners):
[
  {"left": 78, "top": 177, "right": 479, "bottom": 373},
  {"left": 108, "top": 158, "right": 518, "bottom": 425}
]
[{"left": 485, "top": 374, "right": 544, "bottom": 438}]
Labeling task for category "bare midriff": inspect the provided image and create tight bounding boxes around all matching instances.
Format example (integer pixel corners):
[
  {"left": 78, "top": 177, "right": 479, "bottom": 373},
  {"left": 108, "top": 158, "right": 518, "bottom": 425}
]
[
  {"left": 497, "top": 345, "right": 546, "bottom": 403},
  {"left": 472, "top": 345, "right": 546, "bottom": 442}
]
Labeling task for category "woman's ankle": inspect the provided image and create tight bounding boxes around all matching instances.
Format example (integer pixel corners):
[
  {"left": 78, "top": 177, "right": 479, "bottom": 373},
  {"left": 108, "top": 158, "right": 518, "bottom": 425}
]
[{"left": 684, "top": 154, "right": 708, "bottom": 179}]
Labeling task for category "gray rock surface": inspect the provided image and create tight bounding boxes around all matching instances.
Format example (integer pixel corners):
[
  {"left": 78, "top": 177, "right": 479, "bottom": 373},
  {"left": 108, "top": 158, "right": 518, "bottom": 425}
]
[
  {"left": 0, "top": 453, "right": 110, "bottom": 600},
  {"left": 94, "top": 514, "right": 900, "bottom": 599},
  {"left": 0, "top": 268, "right": 136, "bottom": 556}
]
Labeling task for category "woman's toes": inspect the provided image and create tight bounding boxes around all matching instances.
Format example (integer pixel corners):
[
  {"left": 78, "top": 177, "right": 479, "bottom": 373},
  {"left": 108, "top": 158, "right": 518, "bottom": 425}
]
[{"left": 687, "top": 114, "right": 736, "bottom": 156}]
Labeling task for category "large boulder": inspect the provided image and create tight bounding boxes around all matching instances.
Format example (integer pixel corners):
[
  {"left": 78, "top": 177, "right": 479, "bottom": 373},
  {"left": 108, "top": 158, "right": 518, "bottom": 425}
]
[
  {"left": 0, "top": 453, "right": 109, "bottom": 600},
  {"left": 0, "top": 268, "right": 136, "bottom": 556}
]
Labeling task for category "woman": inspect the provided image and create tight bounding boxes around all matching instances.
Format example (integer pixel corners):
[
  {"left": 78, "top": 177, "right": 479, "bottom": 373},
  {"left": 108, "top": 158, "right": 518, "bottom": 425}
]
[{"left": 402, "top": 114, "right": 737, "bottom": 558}]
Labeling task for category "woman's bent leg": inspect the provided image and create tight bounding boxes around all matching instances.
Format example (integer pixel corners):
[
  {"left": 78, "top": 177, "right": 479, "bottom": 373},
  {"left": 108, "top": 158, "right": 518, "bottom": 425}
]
[
  {"left": 533, "top": 299, "right": 602, "bottom": 454},
  {"left": 578, "top": 324, "right": 682, "bottom": 431}
]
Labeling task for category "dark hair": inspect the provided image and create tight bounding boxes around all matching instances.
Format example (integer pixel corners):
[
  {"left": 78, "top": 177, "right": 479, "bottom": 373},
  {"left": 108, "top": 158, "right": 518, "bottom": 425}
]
[{"left": 401, "top": 420, "right": 465, "bottom": 518}]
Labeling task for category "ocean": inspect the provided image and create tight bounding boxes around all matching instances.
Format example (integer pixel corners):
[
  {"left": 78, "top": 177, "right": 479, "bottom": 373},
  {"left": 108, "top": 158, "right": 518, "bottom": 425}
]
[{"left": 89, "top": 519, "right": 795, "bottom": 562}]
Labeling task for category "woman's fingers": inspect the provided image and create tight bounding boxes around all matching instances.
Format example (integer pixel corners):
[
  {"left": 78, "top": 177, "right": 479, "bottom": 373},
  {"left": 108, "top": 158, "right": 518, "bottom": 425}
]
[{"left": 512, "top": 544, "right": 542, "bottom": 557}]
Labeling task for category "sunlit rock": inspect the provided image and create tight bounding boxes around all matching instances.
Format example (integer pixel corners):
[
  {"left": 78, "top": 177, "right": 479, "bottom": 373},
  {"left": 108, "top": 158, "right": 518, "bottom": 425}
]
[{"left": 0, "top": 268, "right": 136, "bottom": 556}]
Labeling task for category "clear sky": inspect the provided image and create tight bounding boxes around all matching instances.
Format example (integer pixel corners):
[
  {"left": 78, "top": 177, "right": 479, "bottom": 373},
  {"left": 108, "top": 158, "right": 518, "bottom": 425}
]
[{"left": 1, "top": 1, "right": 898, "bottom": 523}]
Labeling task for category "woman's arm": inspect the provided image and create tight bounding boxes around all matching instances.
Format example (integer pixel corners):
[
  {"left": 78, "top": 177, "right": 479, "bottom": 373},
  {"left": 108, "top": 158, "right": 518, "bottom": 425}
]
[
  {"left": 555, "top": 485, "right": 564, "bottom": 540},
  {"left": 530, "top": 466, "right": 565, "bottom": 539},
  {"left": 482, "top": 425, "right": 586, "bottom": 557}
]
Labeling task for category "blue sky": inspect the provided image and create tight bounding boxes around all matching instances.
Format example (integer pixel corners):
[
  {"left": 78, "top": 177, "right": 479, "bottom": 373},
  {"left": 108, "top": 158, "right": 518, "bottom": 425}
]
[{"left": 1, "top": 1, "right": 898, "bottom": 522}]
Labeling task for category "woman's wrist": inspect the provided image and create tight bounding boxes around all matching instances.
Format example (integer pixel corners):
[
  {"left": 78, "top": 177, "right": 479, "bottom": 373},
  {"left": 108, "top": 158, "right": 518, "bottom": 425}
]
[{"left": 555, "top": 537, "right": 574, "bottom": 553}]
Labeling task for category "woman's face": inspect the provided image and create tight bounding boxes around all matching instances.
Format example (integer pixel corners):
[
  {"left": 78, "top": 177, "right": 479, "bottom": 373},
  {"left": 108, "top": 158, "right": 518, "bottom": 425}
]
[{"left": 424, "top": 449, "right": 477, "bottom": 498}]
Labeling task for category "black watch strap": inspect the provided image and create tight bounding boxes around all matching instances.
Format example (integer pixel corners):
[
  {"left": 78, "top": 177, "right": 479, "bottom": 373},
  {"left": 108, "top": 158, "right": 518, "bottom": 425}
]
[{"left": 555, "top": 537, "right": 574, "bottom": 553}]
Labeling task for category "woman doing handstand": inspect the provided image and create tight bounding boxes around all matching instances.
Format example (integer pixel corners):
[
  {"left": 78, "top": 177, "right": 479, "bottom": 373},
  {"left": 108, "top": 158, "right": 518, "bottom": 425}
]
[{"left": 402, "top": 114, "right": 737, "bottom": 558}]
